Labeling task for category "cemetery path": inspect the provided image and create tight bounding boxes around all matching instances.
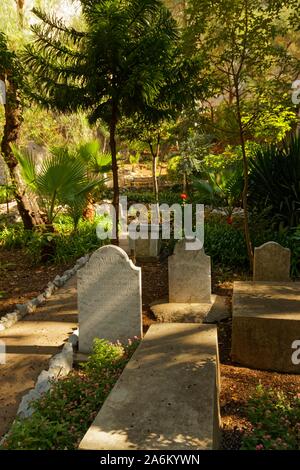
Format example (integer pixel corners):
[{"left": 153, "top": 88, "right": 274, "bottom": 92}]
[{"left": 0, "top": 276, "right": 78, "bottom": 438}]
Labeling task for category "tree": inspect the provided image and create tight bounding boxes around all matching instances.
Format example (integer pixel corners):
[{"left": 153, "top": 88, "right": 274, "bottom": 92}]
[
  {"left": 119, "top": 116, "right": 173, "bottom": 203},
  {"left": 185, "top": 0, "right": 299, "bottom": 270},
  {"left": 24, "top": 0, "right": 180, "bottom": 243},
  {"left": 0, "top": 32, "right": 45, "bottom": 228}
]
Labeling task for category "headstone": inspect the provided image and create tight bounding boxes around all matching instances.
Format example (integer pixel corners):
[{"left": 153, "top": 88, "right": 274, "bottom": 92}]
[
  {"left": 253, "top": 242, "right": 291, "bottom": 282},
  {"left": 129, "top": 224, "right": 161, "bottom": 259},
  {"left": 169, "top": 239, "right": 212, "bottom": 303},
  {"left": 77, "top": 245, "right": 142, "bottom": 353}
]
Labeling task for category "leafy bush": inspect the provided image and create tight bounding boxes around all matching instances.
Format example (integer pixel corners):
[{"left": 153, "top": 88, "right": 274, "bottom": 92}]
[
  {"left": 0, "top": 223, "right": 33, "bottom": 249},
  {"left": 1, "top": 338, "right": 140, "bottom": 450},
  {"left": 119, "top": 188, "right": 185, "bottom": 206},
  {"left": 249, "top": 136, "right": 300, "bottom": 229},
  {"left": 242, "top": 385, "right": 300, "bottom": 450},
  {"left": 0, "top": 217, "right": 104, "bottom": 265},
  {"left": 0, "top": 184, "right": 14, "bottom": 204},
  {"left": 204, "top": 218, "right": 298, "bottom": 275}
]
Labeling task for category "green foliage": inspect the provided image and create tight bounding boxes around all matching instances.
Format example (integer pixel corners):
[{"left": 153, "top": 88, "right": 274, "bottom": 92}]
[
  {"left": 0, "top": 217, "right": 104, "bottom": 265},
  {"left": 204, "top": 217, "right": 298, "bottom": 273},
  {"left": 241, "top": 385, "right": 300, "bottom": 450},
  {"left": 120, "top": 188, "right": 184, "bottom": 205},
  {"left": 1, "top": 338, "right": 140, "bottom": 450},
  {"left": 77, "top": 140, "right": 112, "bottom": 175},
  {"left": 24, "top": 1, "right": 181, "bottom": 126},
  {"left": 246, "top": 101, "right": 298, "bottom": 144},
  {"left": 14, "top": 145, "right": 104, "bottom": 227},
  {"left": 0, "top": 184, "right": 14, "bottom": 204},
  {"left": 204, "top": 220, "right": 248, "bottom": 269},
  {"left": 193, "top": 163, "right": 244, "bottom": 216},
  {"left": 0, "top": 223, "right": 33, "bottom": 249},
  {"left": 249, "top": 135, "right": 300, "bottom": 229}
]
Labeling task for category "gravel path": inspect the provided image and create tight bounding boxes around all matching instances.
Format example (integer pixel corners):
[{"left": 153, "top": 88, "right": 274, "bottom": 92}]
[{"left": 0, "top": 276, "right": 77, "bottom": 438}]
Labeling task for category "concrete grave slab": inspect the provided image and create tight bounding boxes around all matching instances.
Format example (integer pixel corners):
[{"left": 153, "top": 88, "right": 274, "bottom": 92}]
[
  {"left": 232, "top": 281, "right": 300, "bottom": 373},
  {"left": 79, "top": 323, "right": 221, "bottom": 450}
]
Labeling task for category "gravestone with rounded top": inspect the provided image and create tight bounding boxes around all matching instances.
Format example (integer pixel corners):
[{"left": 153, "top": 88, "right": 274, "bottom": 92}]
[
  {"left": 169, "top": 239, "right": 212, "bottom": 304},
  {"left": 253, "top": 242, "right": 291, "bottom": 282},
  {"left": 77, "top": 245, "right": 142, "bottom": 354}
]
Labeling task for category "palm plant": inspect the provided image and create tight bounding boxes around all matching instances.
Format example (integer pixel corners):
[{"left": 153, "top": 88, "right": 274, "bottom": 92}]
[
  {"left": 14, "top": 146, "right": 104, "bottom": 230},
  {"left": 193, "top": 164, "right": 244, "bottom": 217},
  {"left": 249, "top": 136, "right": 300, "bottom": 229},
  {"left": 77, "top": 140, "right": 112, "bottom": 176}
]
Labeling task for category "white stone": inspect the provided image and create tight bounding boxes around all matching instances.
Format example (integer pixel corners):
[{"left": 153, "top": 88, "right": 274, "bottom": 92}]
[
  {"left": 49, "top": 343, "right": 73, "bottom": 376},
  {"left": 78, "top": 245, "right": 142, "bottom": 354},
  {"left": 168, "top": 239, "right": 212, "bottom": 303}
]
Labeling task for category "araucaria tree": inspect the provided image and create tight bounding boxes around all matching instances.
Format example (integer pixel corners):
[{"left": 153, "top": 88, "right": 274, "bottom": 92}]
[
  {"left": 186, "top": 0, "right": 299, "bottom": 270},
  {"left": 24, "top": 0, "right": 179, "bottom": 242}
]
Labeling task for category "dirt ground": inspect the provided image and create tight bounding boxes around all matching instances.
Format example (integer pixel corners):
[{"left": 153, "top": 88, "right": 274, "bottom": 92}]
[
  {"left": 0, "top": 248, "right": 71, "bottom": 316},
  {"left": 1, "top": 248, "right": 300, "bottom": 448}
]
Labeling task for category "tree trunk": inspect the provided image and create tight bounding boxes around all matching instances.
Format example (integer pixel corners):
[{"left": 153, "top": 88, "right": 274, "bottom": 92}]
[
  {"left": 1, "top": 75, "right": 44, "bottom": 229},
  {"left": 109, "top": 104, "right": 119, "bottom": 244},
  {"left": 235, "top": 83, "right": 254, "bottom": 271},
  {"left": 16, "top": 0, "right": 25, "bottom": 27},
  {"left": 149, "top": 135, "right": 160, "bottom": 204}
]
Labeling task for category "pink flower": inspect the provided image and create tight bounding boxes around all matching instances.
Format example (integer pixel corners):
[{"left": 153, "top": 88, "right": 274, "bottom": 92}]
[{"left": 256, "top": 444, "right": 264, "bottom": 451}]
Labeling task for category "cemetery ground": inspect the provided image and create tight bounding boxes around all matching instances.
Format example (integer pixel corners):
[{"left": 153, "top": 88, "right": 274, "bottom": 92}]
[{"left": 0, "top": 243, "right": 300, "bottom": 450}]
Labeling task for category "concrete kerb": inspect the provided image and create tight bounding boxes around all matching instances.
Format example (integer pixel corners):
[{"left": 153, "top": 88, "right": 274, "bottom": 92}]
[{"left": 0, "top": 255, "right": 89, "bottom": 332}]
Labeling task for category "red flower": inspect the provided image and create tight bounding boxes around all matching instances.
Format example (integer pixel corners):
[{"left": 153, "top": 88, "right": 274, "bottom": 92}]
[
  {"left": 180, "top": 193, "right": 188, "bottom": 200},
  {"left": 226, "top": 216, "right": 233, "bottom": 225}
]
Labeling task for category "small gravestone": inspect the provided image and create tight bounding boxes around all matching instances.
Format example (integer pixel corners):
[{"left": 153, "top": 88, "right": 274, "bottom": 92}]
[
  {"left": 77, "top": 245, "right": 142, "bottom": 354},
  {"left": 253, "top": 242, "right": 291, "bottom": 282},
  {"left": 168, "top": 239, "right": 212, "bottom": 304}
]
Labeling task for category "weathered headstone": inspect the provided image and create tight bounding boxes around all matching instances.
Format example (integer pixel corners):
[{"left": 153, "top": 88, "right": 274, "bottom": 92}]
[
  {"left": 78, "top": 245, "right": 142, "bottom": 353},
  {"left": 253, "top": 241, "right": 291, "bottom": 282},
  {"left": 168, "top": 239, "right": 212, "bottom": 303},
  {"left": 129, "top": 224, "right": 161, "bottom": 259}
]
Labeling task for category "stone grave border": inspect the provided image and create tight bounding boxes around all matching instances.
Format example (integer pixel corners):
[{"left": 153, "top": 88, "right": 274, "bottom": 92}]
[{"left": 0, "top": 254, "right": 90, "bottom": 332}]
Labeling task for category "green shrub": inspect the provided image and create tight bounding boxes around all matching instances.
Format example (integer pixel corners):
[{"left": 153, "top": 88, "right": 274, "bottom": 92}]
[
  {"left": 241, "top": 385, "right": 300, "bottom": 450},
  {"left": 204, "top": 221, "right": 248, "bottom": 269},
  {"left": 1, "top": 338, "right": 140, "bottom": 450},
  {"left": 0, "top": 224, "right": 33, "bottom": 249},
  {"left": 249, "top": 135, "right": 300, "bottom": 229},
  {"left": 0, "top": 185, "right": 14, "bottom": 204},
  {"left": 0, "top": 217, "right": 105, "bottom": 265},
  {"left": 204, "top": 219, "right": 298, "bottom": 275}
]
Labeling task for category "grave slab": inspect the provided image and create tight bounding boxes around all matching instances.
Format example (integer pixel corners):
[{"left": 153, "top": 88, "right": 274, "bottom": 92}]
[
  {"left": 150, "top": 295, "right": 230, "bottom": 324},
  {"left": 232, "top": 281, "right": 300, "bottom": 373},
  {"left": 79, "top": 323, "right": 221, "bottom": 450}
]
